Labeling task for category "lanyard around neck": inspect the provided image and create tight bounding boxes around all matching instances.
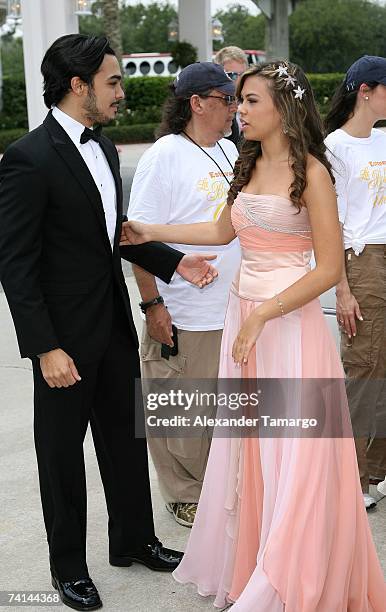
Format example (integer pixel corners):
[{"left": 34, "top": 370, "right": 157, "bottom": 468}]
[{"left": 181, "top": 131, "right": 234, "bottom": 186}]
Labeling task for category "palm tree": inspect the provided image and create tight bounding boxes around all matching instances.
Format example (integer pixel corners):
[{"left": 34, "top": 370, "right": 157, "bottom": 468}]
[{"left": 100, "top": 0, "right": 122, "bottom": 63}]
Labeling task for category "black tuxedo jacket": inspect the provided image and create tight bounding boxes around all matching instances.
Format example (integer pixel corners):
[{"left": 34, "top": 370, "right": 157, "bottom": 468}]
[{"left": 0, "top": 111, "right": 183, "bottom": 362}]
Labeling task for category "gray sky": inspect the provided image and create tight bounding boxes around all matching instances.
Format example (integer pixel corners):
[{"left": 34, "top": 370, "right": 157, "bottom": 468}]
[
  {"left": 123, "top": 1, "right": 260, "bottom": 15},
  {"left": 211, "top": 0, "right": 259, "bottom": 13}
]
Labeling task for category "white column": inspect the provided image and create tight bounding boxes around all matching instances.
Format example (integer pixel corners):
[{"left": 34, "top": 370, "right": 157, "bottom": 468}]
[
  {"left": 21, "top": 0, "right": 79, "bottom": 130},
  {"left": 178, "top": 0, "right": 212, "bottom": 62}
]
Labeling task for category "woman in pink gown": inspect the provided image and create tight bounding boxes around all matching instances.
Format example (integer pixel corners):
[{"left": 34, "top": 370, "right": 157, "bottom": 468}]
[{"left": 122, "top": 62, "right": 386, "bottom": 610}]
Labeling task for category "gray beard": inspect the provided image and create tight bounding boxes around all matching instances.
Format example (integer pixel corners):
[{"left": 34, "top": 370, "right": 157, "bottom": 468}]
[{"left": 223, "top": 127, "right": 232, "bottom": 138}]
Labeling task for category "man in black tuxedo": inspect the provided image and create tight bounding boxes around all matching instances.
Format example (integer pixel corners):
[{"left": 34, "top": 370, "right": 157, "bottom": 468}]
[{"left": 0, "top": 34, "right": 217, "bottom": 611}]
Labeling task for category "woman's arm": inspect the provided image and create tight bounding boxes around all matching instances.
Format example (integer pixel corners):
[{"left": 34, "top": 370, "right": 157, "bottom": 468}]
[
  {"left": 233, "top": 160, "right": 343, "bottom": 364},
  {"left": 335, "top": 225, "right": 362, "bottom": 338},
  {"left": 121, "top": 202, "right": 236, "bottom": 246}
]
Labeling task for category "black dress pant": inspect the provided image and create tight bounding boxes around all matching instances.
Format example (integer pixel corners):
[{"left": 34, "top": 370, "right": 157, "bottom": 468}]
[{"left": 32, "top": 292, "right": 155, "bottom": 581}]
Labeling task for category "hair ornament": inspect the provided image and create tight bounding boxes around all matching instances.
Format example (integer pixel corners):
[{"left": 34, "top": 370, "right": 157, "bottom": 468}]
[
  {"left": 274, "top": 65, "right": 289, "bottom": 77},
  {"left": 273, "top": 63, "right": 304, "bottom": 100},
  {"left": 293, "top": 85, "right": 306, "bottom": 100},
  {"left": 284, "top": 74, "right": 297, "bottom": 87}
]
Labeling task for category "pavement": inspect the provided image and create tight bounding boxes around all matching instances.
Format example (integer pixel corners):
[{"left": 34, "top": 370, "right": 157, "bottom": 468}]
[{"left": 0, "top": 144, "right": 385, "bottom": 612}]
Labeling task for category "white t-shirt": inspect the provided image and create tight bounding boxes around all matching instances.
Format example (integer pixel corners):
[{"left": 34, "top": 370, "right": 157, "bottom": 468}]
[
  {"left": 128, "top": 133, "right": 241, "bottom": 331},
  {"left": 325, "top": 128, "right": 386, "bottom": 254}
]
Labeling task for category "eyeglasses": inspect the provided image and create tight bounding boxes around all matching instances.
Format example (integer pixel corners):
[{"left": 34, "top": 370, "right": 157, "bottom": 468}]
[
  {"left": 200, "top": 94, "right": 237, "bottom": 106},
  {"left": 226, "top": 71, "right": 244, "bottom": 81}
]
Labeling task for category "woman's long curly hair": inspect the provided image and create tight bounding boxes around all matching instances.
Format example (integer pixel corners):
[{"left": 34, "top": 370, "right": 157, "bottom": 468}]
[{"left": 227, "top": 61, "right": 335, "bottom": 211}]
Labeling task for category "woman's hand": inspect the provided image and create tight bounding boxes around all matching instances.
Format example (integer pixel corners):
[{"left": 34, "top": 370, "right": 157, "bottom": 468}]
[
  {"left": 120, "top": 220, "right": 152, "bottom": 246},
  {"left": 232, "top": 311, "right": 265, "bottom": 366},
  {"left": 336, "top": 284, "right": 362, "bottom": 338}
]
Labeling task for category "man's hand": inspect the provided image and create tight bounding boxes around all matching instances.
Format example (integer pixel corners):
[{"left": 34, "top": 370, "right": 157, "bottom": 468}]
[
  {"left": 120, "top": 220, "right": 151, "bottom": 246},
  {"left": 176, "top": 254, "right": 218, "bottom": 288},
  {"left": 39, "top": 349, "right": 82, "bottom": 389},
  {"left": 146, "top": 304, "right": 173, "bottom": 346},
  {"left": 336, "top": 283, "right": 362, "bottom": 338}
]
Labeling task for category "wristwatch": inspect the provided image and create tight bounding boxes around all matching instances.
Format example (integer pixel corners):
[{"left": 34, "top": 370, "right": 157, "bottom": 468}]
[{"left": 139, "top": 295, "right": 164, "bottom": 314}]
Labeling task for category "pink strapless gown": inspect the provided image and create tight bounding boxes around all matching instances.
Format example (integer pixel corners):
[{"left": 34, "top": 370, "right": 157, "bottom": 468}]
[{"left": 173, "top": 194, "right": 386, "bottom": 611}]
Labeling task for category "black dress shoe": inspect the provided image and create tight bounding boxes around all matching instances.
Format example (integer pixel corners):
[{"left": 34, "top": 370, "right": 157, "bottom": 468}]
[
  {"left": 51, "top": 574, "right": 102, "bottom": 611},
  {"left": 109, "top": 541, "right": 183, "bottom": 572}
]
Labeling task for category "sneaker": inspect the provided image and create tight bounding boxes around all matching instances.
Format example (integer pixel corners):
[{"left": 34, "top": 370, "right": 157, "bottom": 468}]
[
  {"left": 363, "top": 493, "right": 377, "bottom": 509},
  {"left": 377, "top": 477, "right": 386, "bottom": 497},
  {"left": 166, "top": 502, "right": 197, "bottom": 527},
  {"left": 369, "top": 477, "right": 383, "bottom": 485}
]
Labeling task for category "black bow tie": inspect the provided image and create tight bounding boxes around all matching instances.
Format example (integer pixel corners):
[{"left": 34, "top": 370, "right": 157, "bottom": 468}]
[{"left": 80, "top": 125, "right": 103, "bottom": 145}]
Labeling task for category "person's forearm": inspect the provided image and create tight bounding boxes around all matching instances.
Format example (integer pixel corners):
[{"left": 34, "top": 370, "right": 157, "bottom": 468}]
[
  {"left": 336, "top": 224, "right": 351, "bottom": 294},
  {"left": 148, "top": 221, "right": 233, "bottom": 246},
  {"left": 255, "top": 266, "right": 341, "bottom": 324},
  {"left": 132, "top": 264, "right": 159, "bottom": 301},
  {"left": 120, "top": 242, "right": 183, "bottom": 284}
]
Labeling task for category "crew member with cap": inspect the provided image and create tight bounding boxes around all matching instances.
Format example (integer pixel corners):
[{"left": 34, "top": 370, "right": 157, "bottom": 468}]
[
  {"left": 325, "top": 55, "right": 386, "bottom": 510},
  {"left": 129, "top": 62, "right": 241, "bottom": 527}
]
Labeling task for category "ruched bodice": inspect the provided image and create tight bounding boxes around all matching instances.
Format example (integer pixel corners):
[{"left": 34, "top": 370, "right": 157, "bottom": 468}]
[
  {"left": 231, "top": 192, "right": 312, "bottom": 251},
  {"left": 231, "top": 193, "right": 313, "bottom": 301}
]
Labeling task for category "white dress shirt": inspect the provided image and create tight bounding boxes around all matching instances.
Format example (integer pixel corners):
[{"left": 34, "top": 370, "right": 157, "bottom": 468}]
[{"left": 52, "top": 106, "right": 117, "bottom": 249}]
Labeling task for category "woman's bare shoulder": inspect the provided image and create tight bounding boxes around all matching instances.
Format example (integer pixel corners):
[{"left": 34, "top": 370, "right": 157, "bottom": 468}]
[
  {"left": 306, "top": 154, "right": 332, "bottom": 181},
  {"left": 303, "top": 154, "right": 336, "bottom": 208}
]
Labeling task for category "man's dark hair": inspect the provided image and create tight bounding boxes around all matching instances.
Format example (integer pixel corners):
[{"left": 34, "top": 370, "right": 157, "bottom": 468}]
[
  {"left": 156, "top": 84, "right": 212, "bottom": 139},
  {"left": 41, "top": 34, "right": 115, "bottom": 109}
]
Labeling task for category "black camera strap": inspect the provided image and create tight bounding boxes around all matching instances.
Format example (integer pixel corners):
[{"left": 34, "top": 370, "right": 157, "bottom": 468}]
[{"left": 181, "top": 131, "right": 234, "bottom": 186}]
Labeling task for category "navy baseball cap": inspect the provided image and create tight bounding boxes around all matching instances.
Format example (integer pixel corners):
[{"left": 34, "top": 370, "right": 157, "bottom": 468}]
[
  {"left": 174, "top": 62, "right": 235, "bottom": 97},
  {"left": 345, "top": 55, "right": 386, "bottom": 91}
]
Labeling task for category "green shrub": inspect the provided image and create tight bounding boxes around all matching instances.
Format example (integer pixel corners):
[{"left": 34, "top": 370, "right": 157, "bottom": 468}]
[
  {"left": 0, "top": 128, "right": 28, "bottom": 152},
  {"left": 0, "top": 124, "right": 158, "bottom": 152},
  {"left": 307, "top": 73, "right": 345, "bottom": 115},
  {"left": 118, "top": 106, "right": 162, "bottom": 126},
  {"left": 103, "top": 123, "right": 157, "bottom": 143},
  {"left": 2, "top": 75, "right": 28, "bottom": 128},
  {"left": 170, "top": 41, "right": 198, "bottom": 68},
  {"left": 124, "top": 76, "right": 173, "bottom": 112}
]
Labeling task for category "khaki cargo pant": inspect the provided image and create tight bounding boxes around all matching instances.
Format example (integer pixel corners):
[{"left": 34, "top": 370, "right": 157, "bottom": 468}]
[
  {"left": 140, "top": 325, "right": 222, "bottom": 503},
  {"left": 342, "top": 245, "right": 386, "bottom": 492}
]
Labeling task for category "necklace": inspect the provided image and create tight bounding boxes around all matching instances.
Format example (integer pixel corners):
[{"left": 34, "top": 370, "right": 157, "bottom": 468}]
[{"left": 181, "top": 131, "right": 234, "bottom": 186}]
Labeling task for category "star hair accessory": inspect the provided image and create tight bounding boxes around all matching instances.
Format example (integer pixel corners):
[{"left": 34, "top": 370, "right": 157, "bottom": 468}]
[
  {"left": 274, "top": 65, "right": 289, "bottom": 77},
  {"left": 284, "top": 74, "right": 297, "bottom": 87},
  {"left": 293, "top": 85, "right": 306, "bottom": 100},
  {"left": 272, "top": 63, "right": 305, "bottom": 100}
]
